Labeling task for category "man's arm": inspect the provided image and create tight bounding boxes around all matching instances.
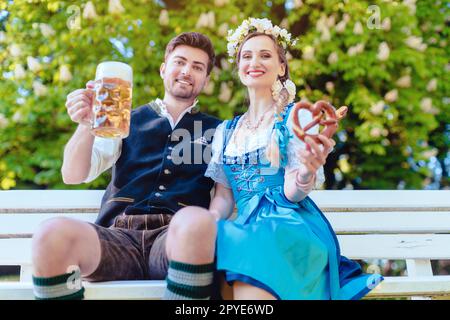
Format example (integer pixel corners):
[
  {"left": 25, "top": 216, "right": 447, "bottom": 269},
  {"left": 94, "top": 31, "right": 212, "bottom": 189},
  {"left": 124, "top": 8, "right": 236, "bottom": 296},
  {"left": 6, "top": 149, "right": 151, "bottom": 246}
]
[{"left": 61, "top": 82, "right": 96, "bottom": 184}]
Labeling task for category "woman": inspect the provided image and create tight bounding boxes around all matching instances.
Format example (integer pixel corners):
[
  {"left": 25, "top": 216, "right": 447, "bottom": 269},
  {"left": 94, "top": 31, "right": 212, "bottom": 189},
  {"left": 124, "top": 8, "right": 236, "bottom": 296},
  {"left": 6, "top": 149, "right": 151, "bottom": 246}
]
[{"left": 191, "top": 18, "right": 383, "bottom": 300}]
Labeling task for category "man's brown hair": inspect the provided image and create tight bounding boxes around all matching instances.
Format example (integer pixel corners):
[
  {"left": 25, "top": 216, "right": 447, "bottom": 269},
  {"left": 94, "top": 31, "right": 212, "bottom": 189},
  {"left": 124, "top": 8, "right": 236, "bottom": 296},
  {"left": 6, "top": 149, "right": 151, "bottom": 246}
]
[{"left": 165, "top": 32, "right": 215, "bottom": 75}]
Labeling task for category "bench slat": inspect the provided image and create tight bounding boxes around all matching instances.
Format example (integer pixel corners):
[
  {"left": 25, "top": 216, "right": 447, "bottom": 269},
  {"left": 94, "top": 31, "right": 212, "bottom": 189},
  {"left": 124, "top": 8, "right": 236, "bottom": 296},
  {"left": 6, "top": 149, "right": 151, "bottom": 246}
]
[
  {"left": 0, "top": 190, "right": 448, "bottom": 211},
  {"left": 1, "top": 211, "right": 450, "bottom": 236},
  {"left": 3, "top": 235, "right": 450, "bottom": 266},
  {"left": 1, "top": 276, "right": 449, "bottom": 299}
]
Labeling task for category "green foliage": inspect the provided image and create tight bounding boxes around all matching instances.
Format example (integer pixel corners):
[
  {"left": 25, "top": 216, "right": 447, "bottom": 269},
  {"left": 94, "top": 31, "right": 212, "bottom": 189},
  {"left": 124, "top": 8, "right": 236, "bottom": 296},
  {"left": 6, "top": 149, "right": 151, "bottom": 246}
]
[{"left": 0, "top": 0, "right": 448, "bottom": 190}]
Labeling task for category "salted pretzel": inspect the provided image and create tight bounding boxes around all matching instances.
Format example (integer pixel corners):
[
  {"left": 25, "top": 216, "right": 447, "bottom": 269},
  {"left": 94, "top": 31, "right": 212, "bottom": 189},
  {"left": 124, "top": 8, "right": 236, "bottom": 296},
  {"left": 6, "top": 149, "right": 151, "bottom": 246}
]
[{"left": 291, "top": 100, "right": 348, "bottom": 148}]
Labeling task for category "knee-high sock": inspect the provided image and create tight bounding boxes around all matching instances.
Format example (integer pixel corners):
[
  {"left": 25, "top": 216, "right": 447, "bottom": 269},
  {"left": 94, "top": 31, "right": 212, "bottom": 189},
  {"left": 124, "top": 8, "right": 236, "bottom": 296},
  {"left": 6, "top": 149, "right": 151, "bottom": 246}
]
[
  {"left": 163, "top": 260, "right": 214, "bottom": 300},
  {"left": 32, "top": 270, "right": 84, "bottom": 300}
]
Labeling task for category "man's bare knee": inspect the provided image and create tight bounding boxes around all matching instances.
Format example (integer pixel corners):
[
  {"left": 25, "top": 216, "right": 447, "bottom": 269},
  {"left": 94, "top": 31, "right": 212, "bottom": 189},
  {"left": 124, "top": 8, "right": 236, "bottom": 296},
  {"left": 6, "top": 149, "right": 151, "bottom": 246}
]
[{"left": 32, "top": 217, "right": 100, "bottom": 277}]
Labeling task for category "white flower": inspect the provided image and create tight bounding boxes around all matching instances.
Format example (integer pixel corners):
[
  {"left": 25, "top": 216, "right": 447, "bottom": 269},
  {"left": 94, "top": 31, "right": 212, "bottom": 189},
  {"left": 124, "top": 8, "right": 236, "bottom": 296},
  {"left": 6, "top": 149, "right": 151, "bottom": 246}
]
[
  {"left": 272, "top": 25, "right": 281, "bottom": 38},
  {"left": 12, "top": 111, "right": 22, "bottom": 123},
  {"left": 335, "top": 20, "right": 346, "bottom": 33},
  {"left": 396, "top": 75, "right": 411, "bottom": 88},
  {"left": 207, "top": 11, "right": 216, "bottom": 29},
  {"left": 328, "top": 52, "right": 338, "bottom": 64},
  {"left": 353, "top": 21, "right": 363, "bottom": 35},
  {"left": 214, "top": 0, "right": 229, "bottom": 6},
  {"left": 0, "top": 114, "right": 8, "bottom": 129},
  {"left": 370, "top": 101, "right": 384, "bottom": 115},
  {"left": 83, "top": 1, "right": 98, "bottom": 20},
  {"left": 426, "top": 79, "right": 437, "bottom": 92},
  {"left": 159, "top": 10, "right": 169, "bottom": 26},
  {"left": 108, "top": 0, "right": 125, "bottom": 15},
  {"left": 377, "top": 42, "right": 390, "bottom": 61},
  {"left": 218, "top": 82, "right": 232, "bottom": 103},
  {"left": 203, "top": 81, "right": 215, "bottom": 95},
  {"left": 293, "top": 0, "right": 303, "bottom": 8},
  {"left": 347, "top": 43, "right": 364, "bottom": 56},
  {"left": 218, "top": 23, "right": 229, "bottom": 37},
  {"left": 303, "top": 46, "right": 315, "bottom": 60},
  {"left": 405, "top": 36, "right": 427, "bottom": 51},
  {"left": 325, "top": 81, "right": 334, "bottom": 93},
  {"left": 27, "top": 56, "right": 42, "bottom": 73},
  {"left": 422, "top": 148, "right": 438, "bottom": 159},
  {"left": 403, "top": 0, "right": 417, "bottom": 15},
  {"left": 384, "top": 89, "right": 398, "bottom": 103},
  {"left": 0, "top": 31, "right": 5, "bottom": 43},
  {"left": 14, "top": 64, "right": 26, "bottom": 79},
  {"left": 59, "top": 65, "right": 73, "bottom": 82},
  {"left": 382, "top": 18, "right": 391, "bottom": 31},
  {"left": 33, "top": 81, "right": 48, "bottom": 97},
  {"left": 9, "top": 44, "right": 22, "bottom": 57},
  {"left": 370, "top": 127, "right": 382, "bottom": 138},
  {"left": 321, "top": 27, "right": 331, "bottom": 42},
  {"left": 226, "top": 18, "right": 296, "bottom": 60},
  {"left": 39, "top": 23, "right": 55, "bottom": 38},
  {"left": 420, "top": 97, "right": 438, "bottom": 114}
]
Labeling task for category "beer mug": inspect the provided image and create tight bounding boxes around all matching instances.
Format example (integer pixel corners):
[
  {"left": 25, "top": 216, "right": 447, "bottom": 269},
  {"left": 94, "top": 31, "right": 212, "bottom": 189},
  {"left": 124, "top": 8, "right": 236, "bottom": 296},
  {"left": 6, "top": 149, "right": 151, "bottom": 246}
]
[{"left": 91, "top": 61, "right": 133, "bottom": 139}]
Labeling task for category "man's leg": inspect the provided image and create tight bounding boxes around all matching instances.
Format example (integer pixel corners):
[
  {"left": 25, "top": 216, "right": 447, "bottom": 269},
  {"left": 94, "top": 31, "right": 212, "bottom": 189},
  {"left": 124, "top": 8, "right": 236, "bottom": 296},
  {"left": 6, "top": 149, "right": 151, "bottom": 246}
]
[
  {"left": 163, "top": 206, "right": 217, "bottom": 300},
  {"left": 31, "top": 217, "right": 101, "bottom": 300}
]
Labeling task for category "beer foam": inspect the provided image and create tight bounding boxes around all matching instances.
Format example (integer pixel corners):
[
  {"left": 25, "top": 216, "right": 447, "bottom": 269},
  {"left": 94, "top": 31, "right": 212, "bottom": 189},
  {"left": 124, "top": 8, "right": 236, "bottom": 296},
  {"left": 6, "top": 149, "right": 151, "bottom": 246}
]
[{"left": 95, "top": 61, "right": 132, "bottom": 83}]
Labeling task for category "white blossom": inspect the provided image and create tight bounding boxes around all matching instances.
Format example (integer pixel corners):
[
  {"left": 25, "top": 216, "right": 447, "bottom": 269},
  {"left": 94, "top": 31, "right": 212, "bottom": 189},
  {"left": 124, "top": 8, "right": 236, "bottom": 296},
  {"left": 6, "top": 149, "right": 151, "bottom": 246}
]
[
  {"left": 328, "top": 52, "right": 338, "bottom": 64},
  {"left": 370, "top": 127, "right": 382, "bottom": 138},
  {"left": 159, "top": 10, "right": 169, "bottom": 26},
  {"left": 335, "top": 20, "right": 346, "bottom": 33},
  {"left": 218, "top": 23, "right": 229, "bottom": 37},
  {"left": 27, "top": 56, "right": 42, "bottom": 73},
  {"left": 39, "top": 23, "right": 55, "bottom": 37},
  {"left": 214, "top": 0, "right": 229, "bottom": 6},
  {"left": 0, "top": 31, "right": 6, "bottom": 43},
  {"left": 384, "top": 89, "right": 398, "bottom": 103},
  {"left": 377, "top": 42, "right": 390, "bottom": 61},
  {"left": 14, "top": 64, "right": 26, "bottom": 80},
  {"left": 9, "top": 44, "right": 22, "bottom": 57},
  {"left": 353, "top": 21, "right": 363, "bottom": 35},
  {"left": 0, "top": 114, "right": 8, "bottom": 128},
  {"left": 403, "top": 0, "right": 417, "bottom": 15},
  {"left": 405, "top": 36, "right": 427, "bottom": 51},
  {"left": 108, "top": 0, "right": 125, "bottom": 15},
  {"left": 83, "top": 1, "right": 98, "bottom": 20},
  {"left": 293, "top": 0, "right": 303, "bottom": 8},
  {"left": 420, "top": 97, "right": 438, "bottom": 114},
  {"left": 426, "top": 79, "right": 437, "bottom": 92},
  {"left": 33, "top": 81, "right": 48, "bottom": 97},
  {"left": 382, "top": 18, "right": 391, "bottom": 31},
  {"left": 325, "top": 81, "right": 334, "bottom": 93},
  {"left": 203, "top": 81, "right": 215, "bottom": 95},
  {"left": 12, "top": 111, "right": 22, "bottom": 123},
  {"left": 218, "top": 82, "right": 232, "bottom": 103},
  {"left": 59, "top": 65, "right": 73, "bottom": 82},
  {"left": 303, "top": 46, "right": 315, "bottom": 60},
  {"left": 396, "top": 75, "right": 411, "bottom": 88},
  {"left": 347, "top": 43, "right": 364, "bottom": 56},
  {"left": 370, "top": 101, "right": 384, "bottom": 115}
]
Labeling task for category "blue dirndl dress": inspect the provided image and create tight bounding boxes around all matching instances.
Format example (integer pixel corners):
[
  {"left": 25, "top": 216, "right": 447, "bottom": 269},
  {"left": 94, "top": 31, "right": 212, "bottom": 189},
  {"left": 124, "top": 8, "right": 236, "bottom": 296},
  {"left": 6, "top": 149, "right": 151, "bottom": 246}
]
[{"left": 207, "top": 104, "right": 384, "bottom": 300}]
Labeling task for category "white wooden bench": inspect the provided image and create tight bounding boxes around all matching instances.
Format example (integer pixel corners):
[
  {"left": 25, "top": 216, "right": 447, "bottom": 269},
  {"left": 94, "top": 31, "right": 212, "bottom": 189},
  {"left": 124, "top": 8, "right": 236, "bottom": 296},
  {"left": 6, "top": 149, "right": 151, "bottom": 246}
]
[{"left": 0, "top": 190, "right": 449, "bottom": 300}]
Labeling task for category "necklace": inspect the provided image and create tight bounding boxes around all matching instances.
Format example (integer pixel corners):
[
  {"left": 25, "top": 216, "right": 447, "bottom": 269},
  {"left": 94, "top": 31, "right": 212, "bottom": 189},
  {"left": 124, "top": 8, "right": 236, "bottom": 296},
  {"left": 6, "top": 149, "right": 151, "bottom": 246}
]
[{"left": 242, "top": 108, "right": 272, "bottom": 131}]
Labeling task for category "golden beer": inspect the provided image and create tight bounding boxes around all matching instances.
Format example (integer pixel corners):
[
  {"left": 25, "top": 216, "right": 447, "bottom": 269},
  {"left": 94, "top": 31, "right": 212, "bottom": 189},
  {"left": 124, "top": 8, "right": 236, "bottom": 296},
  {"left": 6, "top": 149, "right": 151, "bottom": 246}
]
[{"left": 91, "top": 61, "right": 132, "bottom": 139}]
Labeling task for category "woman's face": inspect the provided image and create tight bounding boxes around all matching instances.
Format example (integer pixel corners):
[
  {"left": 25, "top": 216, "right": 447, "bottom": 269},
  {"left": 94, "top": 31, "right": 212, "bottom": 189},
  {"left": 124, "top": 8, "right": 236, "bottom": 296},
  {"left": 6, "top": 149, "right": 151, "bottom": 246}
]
[{"left": 238, "top": 35, "right": 286, "bottom": 91}]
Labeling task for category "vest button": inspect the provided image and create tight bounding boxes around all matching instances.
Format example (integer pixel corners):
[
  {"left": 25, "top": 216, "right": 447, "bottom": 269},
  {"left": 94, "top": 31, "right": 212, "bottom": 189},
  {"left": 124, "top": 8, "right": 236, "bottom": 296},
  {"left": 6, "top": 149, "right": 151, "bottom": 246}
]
[
  {"left": 164, "top": 169, "right": 171, "bottom": 175},
  {"left": 155, "top": 192, "right": 162, "bottom": 197},
  {"left": 167, "top": 155, "right": 172, "bottom": 160},
  {"left": 168, "top": 146, "right": 173, "bottom": 151},
  {"left": 159, "top": 185, "right": 166, "bottom": 190}
]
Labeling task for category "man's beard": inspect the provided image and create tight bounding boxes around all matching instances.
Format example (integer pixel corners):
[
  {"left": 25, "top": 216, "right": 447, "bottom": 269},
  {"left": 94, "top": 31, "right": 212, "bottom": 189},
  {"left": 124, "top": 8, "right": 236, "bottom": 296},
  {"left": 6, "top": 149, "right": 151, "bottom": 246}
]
[{"left": 168, "top": 81, "right": 198, "bottom": 100}]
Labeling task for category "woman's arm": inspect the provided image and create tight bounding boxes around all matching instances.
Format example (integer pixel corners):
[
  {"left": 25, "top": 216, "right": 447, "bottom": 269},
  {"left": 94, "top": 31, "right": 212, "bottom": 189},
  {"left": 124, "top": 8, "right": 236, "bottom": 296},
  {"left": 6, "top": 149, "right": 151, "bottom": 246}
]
[
  {"left": 284, "top": 134, "right": 335, "bottom": 203},
  {"left": 209, "top": 183, "right": 235, "bottom": 221}
]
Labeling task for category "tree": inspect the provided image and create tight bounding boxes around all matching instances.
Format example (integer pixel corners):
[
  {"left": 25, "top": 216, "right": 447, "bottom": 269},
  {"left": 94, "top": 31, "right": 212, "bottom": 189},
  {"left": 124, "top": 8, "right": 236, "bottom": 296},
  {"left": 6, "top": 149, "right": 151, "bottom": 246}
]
[{"left": 0, "top": 0, "right": 448, "bottom": 190}]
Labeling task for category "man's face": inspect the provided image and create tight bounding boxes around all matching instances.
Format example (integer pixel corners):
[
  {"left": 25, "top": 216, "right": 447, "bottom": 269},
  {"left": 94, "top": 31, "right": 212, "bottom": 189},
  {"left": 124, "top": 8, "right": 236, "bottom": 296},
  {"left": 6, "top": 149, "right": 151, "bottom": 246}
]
[{"left": 160, "top": 45, "right": 210, "bottom": 101}]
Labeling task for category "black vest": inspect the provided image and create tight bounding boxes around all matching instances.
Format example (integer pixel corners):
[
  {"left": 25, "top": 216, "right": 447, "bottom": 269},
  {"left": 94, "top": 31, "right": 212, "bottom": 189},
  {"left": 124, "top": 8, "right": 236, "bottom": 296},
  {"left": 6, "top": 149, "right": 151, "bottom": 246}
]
[{"left": 96, "top": 102, "right": 221, "bottom": 227}]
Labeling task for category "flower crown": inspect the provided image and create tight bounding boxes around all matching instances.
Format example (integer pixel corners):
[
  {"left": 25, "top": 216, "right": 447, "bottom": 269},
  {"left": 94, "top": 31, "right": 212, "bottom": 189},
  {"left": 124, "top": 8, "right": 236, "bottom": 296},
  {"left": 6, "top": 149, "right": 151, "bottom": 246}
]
[{"left": 227, "top": 18, "right": 297, "bottom": 62}]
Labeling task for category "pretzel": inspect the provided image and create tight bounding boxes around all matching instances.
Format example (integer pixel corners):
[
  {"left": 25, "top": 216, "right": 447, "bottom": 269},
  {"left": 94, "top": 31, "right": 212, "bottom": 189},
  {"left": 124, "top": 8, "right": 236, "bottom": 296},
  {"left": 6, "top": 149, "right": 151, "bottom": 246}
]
[{"left": 291, "top": 100, "right": 348, "bottom": 147}]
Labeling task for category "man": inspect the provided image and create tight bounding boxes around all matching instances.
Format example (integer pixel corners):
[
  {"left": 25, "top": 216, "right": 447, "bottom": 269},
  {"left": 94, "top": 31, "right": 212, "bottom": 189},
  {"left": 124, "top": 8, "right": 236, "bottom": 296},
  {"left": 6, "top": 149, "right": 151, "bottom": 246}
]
[{"left": 31, "top": 32, "right": 221, "bottom": 300}]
